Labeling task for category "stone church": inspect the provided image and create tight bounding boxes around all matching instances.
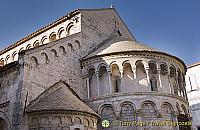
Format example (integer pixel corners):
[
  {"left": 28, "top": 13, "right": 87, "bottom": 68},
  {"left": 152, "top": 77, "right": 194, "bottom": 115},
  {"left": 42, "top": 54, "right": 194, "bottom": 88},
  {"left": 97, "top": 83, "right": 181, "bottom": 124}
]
[{"left": 0, "top": 8, "right": 191, "bottom": 130}]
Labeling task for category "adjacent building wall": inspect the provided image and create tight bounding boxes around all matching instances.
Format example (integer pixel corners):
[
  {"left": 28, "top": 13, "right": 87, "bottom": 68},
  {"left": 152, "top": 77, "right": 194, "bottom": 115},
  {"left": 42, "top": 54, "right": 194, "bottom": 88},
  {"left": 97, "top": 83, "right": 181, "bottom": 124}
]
[{"left": 186, "top": 63, "right": 200, "bottom": 130}]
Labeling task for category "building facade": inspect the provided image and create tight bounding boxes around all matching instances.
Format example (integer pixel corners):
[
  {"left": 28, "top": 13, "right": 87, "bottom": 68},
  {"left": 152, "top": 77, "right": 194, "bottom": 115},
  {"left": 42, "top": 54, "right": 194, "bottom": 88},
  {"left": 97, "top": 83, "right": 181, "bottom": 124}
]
[
  {"left": 0, "top": 8, "right": 190, "bottom": 130},
  {"left": 185, "top": 63, "right": 200, "bottom": 130}
]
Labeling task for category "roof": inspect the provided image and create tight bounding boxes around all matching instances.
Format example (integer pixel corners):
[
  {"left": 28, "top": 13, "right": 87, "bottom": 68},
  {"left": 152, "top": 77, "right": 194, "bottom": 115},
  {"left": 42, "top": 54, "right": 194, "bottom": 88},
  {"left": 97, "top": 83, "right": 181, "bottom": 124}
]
[
  {"left": 81, "top": 32, "right": 187, "bottom": 70},
  {"left": 0, "top": 8, "right": 115, "bottom": 55},
  {"left": 81, "top": 32, "right": 158, "bottom": 60},
  {"left": 188, "top": 62, "right": 200, "bottom": 68},
  {"left": 26, "top": 80, "right": 99, "bottom": 116}
]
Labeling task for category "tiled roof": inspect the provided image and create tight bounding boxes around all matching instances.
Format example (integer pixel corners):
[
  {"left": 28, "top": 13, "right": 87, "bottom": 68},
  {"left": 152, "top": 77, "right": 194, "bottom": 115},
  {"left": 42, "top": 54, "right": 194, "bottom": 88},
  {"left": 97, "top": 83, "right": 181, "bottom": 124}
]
[
  {"left": 0, "top": 9, "right": 80, "bottom": 55},
  {"left": 0, "top": 8, "right": 115, "bottom": 55},
  {"left": 26, "top": 80, "right": 99, "bottom": 116}
]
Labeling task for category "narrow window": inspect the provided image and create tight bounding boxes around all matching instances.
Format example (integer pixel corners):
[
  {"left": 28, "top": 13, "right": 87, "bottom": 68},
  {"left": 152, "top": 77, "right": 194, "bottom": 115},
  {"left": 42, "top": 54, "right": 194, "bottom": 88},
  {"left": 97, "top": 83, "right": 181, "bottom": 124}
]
[
  {"left": 150, "top": 76, "right": 158, "bottom": 91},
  {"left": 114, "top": 76, "right": 121, "bottom": 93}
]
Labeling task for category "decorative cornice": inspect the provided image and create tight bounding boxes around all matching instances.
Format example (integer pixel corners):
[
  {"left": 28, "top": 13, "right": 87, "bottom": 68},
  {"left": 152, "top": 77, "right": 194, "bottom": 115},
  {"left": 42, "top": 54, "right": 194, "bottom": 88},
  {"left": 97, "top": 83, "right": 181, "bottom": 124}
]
[
  {"left": 0, "top": 10, "right": 80, "bottom": 55},
  {"left": 81, "top": 51, "right": 186, "bottom": 72},
  {"left": 84, "top": 92, "right": 189, "bottom": 105}
]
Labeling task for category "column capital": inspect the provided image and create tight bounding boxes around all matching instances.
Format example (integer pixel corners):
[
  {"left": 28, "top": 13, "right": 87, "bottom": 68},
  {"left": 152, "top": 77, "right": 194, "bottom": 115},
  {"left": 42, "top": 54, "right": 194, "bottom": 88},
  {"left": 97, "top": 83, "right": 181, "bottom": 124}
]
[
  {"left": 157, "top": 67, "right": 162, "bottom": 74},
  {"left": 119, "top": 69, "right": 123, "bottom": 77},
  {"left": 145, "top": 66, "right": 150, "bottom": 71},
  {"left": 107, "top": 68, "right": 112, "bottom": 74},
  {"left": 95, "top": 71, "right": 99, "bottom": 75}
]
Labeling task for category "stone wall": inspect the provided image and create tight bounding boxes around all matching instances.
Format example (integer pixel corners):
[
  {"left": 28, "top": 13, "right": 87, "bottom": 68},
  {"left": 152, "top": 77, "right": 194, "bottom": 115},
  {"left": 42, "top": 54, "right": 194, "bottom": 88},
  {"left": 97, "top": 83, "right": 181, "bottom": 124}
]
[
  {"left": 28, "top": 112, "right": 98, "bottom": 130},
  {"left": 0, "top": 62, "right": 23, "bottom": 130}
]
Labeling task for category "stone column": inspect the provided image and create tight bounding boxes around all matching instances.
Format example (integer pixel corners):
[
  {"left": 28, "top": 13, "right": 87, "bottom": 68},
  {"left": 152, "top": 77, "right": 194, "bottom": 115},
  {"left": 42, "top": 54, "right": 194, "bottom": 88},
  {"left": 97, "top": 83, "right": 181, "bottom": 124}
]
[
  {"left": 175, "top": 72, "right": 181, "bottom": 96},
  {"left": 119, "top": 68, "right": 123, "bottom": 92},
  {"left": 133, "top": 68, "right": 137, "bottom": 80},
  {"left": 86, "top": 77, "right": 90, "bottom": 98},
  {"left": 145, "top": 67, "right": 150, "bottom": 86},
  {"left": 158, "top": 67, "right": 162, "bottom": 92},
  {"left": 167, "top": 69, "right": 173, "bottom": 94},
  {"left": 95, "top": 71, "right": 100, "bottom": 96},
  {"left": 107, "top": 68, "right": 112, "bottom": 94},
  {"left": 132, "top": 68, "right": 138, "bottom": 91}
]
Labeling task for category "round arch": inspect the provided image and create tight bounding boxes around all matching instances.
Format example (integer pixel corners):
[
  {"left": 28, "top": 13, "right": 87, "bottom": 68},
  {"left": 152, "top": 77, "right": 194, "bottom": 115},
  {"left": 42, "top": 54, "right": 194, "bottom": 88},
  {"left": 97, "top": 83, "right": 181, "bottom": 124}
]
[{"left": 0, "top": 111, "right": 11, "bottom": 130}]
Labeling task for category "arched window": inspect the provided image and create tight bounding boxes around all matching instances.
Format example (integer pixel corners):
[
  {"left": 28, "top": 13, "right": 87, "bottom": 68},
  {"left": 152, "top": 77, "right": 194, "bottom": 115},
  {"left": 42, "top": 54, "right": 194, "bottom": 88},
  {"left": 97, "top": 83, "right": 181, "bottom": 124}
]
[
  {"left": 74, "top": 128, "right": 80, "bottom": 130},
  {"left": 88, "top": 67, "right": 97, "bottom": 97},
  {"left": 58, "top": 27, "right": 65, "bottom": 38},
  {"left": 101, "top": 105, "right": 116, "bottom": 121},
  {"left": 120, "top": 102, "right": 135, "bottom": 121},
  {"left": 161, "top": 102, "right": 173, "bottom": 118},
  {"left": 160, "top": 63, "right": 168, "bottom": 75},
  {"left": 181, "top": 104, "right": 187, "bottom": 115},
  {"left": 83, "top": 118, "right": 89, "bottom": 127},
  {"left": 12, "top": 51, "right": 17, "bottom": 61},
  {"left": 62, "top": 116, "right": 72, "bottom": 125},
  {"left": 33, "top": 40, "right": 40, "bottom": 47},
  {"left": 74, "top": 117, "right": 81, "bottom": 125},
  {"left": 136, "top": 61, "right": 147, "bottom": 88},
  {"left": 52, "top": 116, "right": 61, "bottom": 125},
  {"left": 5, "top": 55, "right": 10, "bottom": 64},
  {"left": 0, "top": 117, "right": 8, "bottom": 130},
  {"left": 150, "top": 76, "right": 158, "bottom": 91},
  {"left": 66, "top": 23, "right": 74, "bottom": 35},
  {"left": 19, "top": 47, "right": 24, "bottom": 53},
  {"left": 26, "top": 44, "right": 32, "bottom": 49},
  {"left": 170, "top": 66, "right": 176, "bottom": 77},
  {"left": 99, "top": 65, "right": 109, "bottom": 95},
  {"left": 111, "top": 64, "right": 121, "bottom": 93},
  {"left": 41, "top": 36, "right": 48, "bottom": 44},
  {"left": 123, "top": 62, "right": 135, "bottom": 92},
  {"left": 49, "top": 33, "right": 57, "bottom": 41},
  {"left": 142, "top": 101, "right": 157, "bottom": 118},
  {"left": 149, "top": 61, "right": 157, "bottom": 74}
]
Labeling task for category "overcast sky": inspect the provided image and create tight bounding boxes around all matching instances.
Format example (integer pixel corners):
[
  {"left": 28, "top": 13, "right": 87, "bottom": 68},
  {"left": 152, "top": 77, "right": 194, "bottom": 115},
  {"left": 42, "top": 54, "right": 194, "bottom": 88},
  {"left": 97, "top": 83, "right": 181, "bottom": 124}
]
[{"left": 0, "top": 0, "right": 199, "bottom": 66}]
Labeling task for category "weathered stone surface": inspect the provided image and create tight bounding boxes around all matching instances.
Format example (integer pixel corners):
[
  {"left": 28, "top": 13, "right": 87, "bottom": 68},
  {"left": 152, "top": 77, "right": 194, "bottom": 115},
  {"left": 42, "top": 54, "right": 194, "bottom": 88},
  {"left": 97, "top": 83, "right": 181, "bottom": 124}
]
[{"left": 0, "top": 8, "right": 190, "bottom": 130}]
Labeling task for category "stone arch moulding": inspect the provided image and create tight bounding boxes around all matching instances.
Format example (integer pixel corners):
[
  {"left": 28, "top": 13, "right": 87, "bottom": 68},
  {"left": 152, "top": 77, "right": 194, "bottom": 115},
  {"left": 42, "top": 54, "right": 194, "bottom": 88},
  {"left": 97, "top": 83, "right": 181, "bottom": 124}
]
[
  {"left": 59, "top": 46, "right": 67, "bottom": 56},
  {"left": 141, "top": 100, "right": 157, "bottom": 110},
  {"left": 0, "top": 111, "right": 11, "bottom": 130},
  {"left": 161, "top": 102, "right": 174, "bottom": 111},
  {"left": 12, "top": 51, "right": 18, "bottom": 61},
  {"left": 119, "top": 101, "right": 135, "bottom": 109},
  {"left": 49, "top": 32, "right": 57, "bottom": 41},
  {"left": 98, "top": 103, "right": 116, "bottom": 115},
  {"left": 57, "top": 27, "right": 65, "bottom": 38},
  {"left": 97, "top": 63, "right": 108, "bottom": 72},
  {"left": 75, "top": 40, "right": 81, "bottom": 48},
  {"left": 66, "top": 22, "right": 74, "bottom": 35},
  {"left": 41, "top": 36, "right": 48, "bottom": 44}
]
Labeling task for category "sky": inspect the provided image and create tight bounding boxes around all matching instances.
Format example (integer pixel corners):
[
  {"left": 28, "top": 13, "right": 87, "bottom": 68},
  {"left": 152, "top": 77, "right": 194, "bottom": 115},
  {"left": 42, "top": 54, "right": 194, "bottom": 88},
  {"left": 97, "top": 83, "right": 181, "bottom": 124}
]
[{"left": 0, "top": 0, "right": 199, "bottom": 66}]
